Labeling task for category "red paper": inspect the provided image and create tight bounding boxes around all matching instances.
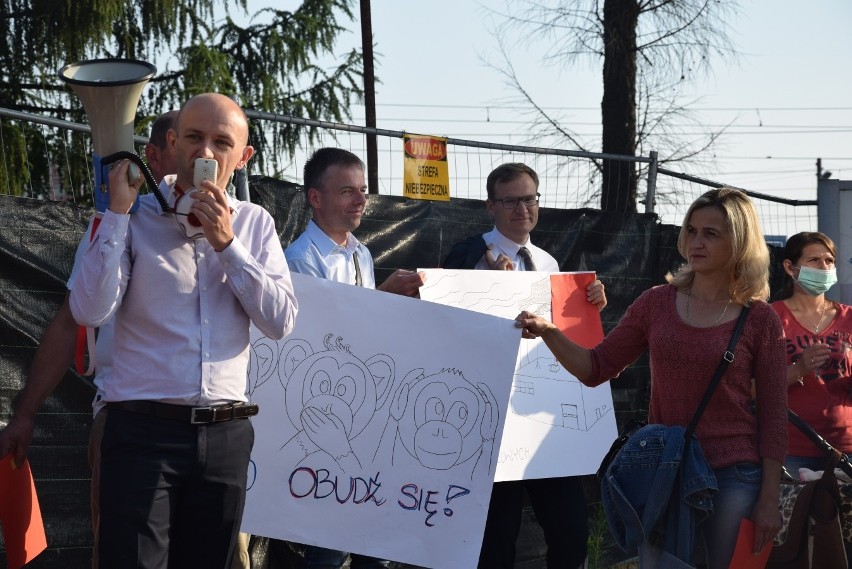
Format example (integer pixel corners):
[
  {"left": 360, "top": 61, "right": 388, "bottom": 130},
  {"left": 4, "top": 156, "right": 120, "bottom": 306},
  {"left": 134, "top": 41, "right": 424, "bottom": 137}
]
[
  {"left": 550, "top": 272, "right": 604, "bottom": 348},
  {"left": 728, "top": 518, "right": 771, "bottom": 569},
  {"left": 0, "top": 454, "right": 47, "bottom": 568}
]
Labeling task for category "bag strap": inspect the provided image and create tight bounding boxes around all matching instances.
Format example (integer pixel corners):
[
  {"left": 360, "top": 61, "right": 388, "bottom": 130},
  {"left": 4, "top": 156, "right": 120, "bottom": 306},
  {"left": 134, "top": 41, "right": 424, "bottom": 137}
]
[{"left": 684, "top": 304, "right": 751, "bottom": 441}]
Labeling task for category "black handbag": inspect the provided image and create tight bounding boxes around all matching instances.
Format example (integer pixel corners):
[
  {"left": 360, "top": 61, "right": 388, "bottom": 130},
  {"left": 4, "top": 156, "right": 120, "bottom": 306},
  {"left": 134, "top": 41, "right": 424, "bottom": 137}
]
[
  {"left": 769, "top": 450, "right": 848, "bottom": 569},
  {"left": 596, "top": 304, "right": 750, "bottom": 481}
]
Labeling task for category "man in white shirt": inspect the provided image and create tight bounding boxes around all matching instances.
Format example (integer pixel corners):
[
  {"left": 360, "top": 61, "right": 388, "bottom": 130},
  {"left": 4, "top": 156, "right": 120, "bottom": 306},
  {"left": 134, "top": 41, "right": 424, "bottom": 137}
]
[
  {"left": 442, "top": 162, "right": 606, "bottom": 569},
  {"left": 69, "top": 93, "right": 298, "bottom": 568},
  {"left": 284, "top": 147, "right": 424, "bottom": 568}
]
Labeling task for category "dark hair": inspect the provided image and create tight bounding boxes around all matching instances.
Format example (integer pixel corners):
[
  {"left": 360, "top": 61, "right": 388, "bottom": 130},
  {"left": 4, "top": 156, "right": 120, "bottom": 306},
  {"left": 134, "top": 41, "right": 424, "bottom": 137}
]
[
  {"left": 303, "top": 148, "right": 364, "bottom": 193},
  {"left": 148, "top": 110, "right": 178, "bottom": 150},
  {"left": 777, "top": 231, "right": 838, "bottom": 300},
  {"left": 485, "top": 163, "right": 540, "bottom": 199}
]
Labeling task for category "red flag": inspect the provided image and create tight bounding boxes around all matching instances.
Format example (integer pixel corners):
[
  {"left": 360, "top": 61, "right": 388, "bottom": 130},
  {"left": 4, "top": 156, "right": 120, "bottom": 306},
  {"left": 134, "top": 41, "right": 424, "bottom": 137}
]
[{"left": 0, "top": 455, "right": 47, "bottom": 568}]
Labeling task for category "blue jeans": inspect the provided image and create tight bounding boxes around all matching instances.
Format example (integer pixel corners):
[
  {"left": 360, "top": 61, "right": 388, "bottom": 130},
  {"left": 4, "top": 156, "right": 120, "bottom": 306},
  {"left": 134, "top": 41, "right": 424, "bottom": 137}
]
[
  {"left": 696, "top": 463, "right": 761, "bottom": 569},
  {"left": 302, "top": 545, "right": 391, "bottom": 569}
]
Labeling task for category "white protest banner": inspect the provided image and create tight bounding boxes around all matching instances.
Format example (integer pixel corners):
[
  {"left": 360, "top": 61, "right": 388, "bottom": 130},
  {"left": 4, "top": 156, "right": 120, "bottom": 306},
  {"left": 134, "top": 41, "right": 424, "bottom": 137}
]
[{"left": 242, "top": 272, "right": 520, "bottom": 568}]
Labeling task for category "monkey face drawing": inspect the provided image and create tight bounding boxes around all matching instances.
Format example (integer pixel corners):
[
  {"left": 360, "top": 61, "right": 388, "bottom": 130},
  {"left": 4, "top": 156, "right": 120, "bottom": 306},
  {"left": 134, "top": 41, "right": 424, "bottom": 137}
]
[
  {"left": 296, "top": 355, "right": 369, "bottom": 437},
  {"left": 282, "top": 334, "right": 394, "bottom": 441},
  {"left": 397, "top": 370, "right": 485, "bottom": 470}
]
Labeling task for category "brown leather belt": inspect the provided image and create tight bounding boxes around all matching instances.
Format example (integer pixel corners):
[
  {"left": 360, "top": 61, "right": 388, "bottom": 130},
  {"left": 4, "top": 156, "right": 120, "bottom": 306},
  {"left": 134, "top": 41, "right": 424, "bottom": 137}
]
[{"left": 106, "top": 400, "right": 259, "bottom": 424}]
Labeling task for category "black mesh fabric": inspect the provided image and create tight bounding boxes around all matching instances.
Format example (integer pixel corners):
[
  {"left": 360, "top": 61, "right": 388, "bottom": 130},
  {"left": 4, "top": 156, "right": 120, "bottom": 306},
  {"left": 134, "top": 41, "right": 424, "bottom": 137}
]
[{"left": 0, "top": 176, "right": 783, "bottom": 567}]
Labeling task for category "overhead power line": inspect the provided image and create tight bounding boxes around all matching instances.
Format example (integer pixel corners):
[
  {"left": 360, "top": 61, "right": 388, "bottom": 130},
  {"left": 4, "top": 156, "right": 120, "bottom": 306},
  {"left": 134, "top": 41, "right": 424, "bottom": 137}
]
[
  {"left": 355, "top": 115, "right": 852, "bottom": 131},
  {"left": 369, "top": 102, "right": 852, "bottom": 113}
]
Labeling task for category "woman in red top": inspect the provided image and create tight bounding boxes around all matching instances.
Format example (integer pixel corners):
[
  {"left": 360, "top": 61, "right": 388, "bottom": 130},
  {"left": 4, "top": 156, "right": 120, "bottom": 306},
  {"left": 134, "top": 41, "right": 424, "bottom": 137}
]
[
  {"left": 773, "top": 231, "right": 852, "bottom": 477},
  {"left": 515, "top": 188, "right": 787, "bottom": 568}
]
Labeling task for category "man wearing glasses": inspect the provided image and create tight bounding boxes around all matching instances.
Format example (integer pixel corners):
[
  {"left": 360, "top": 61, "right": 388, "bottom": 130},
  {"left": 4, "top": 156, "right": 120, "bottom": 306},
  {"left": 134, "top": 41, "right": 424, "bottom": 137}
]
[{"left": 442, "top": 162, "right": 606, "bottom": 569}]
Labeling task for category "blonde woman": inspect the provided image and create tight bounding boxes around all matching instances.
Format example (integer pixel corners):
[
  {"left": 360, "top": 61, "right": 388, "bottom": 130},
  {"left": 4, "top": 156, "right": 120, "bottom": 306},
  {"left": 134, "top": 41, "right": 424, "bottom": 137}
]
[{"left": 515, "top": 188, "right": 787, "bottom": 568}]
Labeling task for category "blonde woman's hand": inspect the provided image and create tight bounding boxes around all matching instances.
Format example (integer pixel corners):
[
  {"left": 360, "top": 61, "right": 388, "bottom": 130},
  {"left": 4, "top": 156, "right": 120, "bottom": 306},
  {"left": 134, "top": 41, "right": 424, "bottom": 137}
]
[
  {"left": 514, "top": 310, "right": 557, "bottom": 339},
  {"left": 751, "top": 493, "right": 782, "bottom": 554}
]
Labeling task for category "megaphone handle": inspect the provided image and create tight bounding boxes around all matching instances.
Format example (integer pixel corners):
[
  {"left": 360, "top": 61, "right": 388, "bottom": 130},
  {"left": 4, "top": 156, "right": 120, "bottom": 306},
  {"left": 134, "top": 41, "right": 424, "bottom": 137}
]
[{"left": 100, "top": 151, "right": 169, "bottom": 212}]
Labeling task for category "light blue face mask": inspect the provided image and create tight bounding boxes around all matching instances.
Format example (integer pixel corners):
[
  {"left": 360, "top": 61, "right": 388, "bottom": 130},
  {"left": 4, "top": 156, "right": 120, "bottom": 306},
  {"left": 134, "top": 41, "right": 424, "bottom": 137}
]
[{"left": 795, "top": 265, "right": 838, "bottom": 296}]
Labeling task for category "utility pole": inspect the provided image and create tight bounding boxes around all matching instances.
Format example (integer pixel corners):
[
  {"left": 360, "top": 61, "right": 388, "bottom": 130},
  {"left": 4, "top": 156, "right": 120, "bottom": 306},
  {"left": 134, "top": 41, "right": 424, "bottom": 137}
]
[
  {"left": 817, "top": 158, "right": 832, "bottom": 180},
  {"left": 359, "top": 0, "right": 378, "bottom": 195}
]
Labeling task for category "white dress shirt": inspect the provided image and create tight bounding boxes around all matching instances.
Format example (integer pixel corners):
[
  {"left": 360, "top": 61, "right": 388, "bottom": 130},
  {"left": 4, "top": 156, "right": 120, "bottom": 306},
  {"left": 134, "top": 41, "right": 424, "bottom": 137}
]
[
  {"left": 284, "top": 219, "right": 376, "bottom": 289},
  {"left": 69, "top": 176, "right": 298, "bottom": 406},
  {"left": 67, "top": 216, "right": 113, "bottom": 416},
  {"left": 474, "top": 227, "right": 559, "bottom": 272}
]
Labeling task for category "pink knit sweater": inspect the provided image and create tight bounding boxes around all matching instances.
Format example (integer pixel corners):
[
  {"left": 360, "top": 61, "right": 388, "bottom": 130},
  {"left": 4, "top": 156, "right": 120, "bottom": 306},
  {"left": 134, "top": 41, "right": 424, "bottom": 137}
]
[{"left": 588, "top": 284, "right": 788, "bottom": 468}]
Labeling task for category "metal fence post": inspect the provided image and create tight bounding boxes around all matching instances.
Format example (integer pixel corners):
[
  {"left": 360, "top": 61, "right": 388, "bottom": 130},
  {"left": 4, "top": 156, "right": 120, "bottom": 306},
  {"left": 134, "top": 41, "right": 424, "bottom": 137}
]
[{"left": 645, "top": 150, "right": 658, "bottom": 214}]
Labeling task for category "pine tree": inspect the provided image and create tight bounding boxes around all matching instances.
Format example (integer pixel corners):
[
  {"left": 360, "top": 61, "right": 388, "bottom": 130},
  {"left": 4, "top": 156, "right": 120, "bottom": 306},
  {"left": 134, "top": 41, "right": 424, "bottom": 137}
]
[{"left": 0, "top": 0, "right": 363, "bottom": 199}]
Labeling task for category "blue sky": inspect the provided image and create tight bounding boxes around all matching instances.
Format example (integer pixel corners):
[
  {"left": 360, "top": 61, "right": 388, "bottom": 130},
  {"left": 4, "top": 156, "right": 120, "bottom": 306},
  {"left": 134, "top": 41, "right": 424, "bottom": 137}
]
[{"left": 240, "top": 1, "right": 852, "bottom": 217}]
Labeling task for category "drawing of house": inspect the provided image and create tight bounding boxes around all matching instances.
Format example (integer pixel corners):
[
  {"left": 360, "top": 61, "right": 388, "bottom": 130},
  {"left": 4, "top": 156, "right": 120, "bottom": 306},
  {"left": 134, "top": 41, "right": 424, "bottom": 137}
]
[{"left": 510, "top": 344, "right": 611, "bottom": 432}]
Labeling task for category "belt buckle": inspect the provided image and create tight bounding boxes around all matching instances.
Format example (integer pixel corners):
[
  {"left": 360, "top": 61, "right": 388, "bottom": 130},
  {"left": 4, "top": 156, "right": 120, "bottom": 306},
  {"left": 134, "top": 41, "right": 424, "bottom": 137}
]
[{"left": 190, "top": 406, "right": 215, "bottom": 424}]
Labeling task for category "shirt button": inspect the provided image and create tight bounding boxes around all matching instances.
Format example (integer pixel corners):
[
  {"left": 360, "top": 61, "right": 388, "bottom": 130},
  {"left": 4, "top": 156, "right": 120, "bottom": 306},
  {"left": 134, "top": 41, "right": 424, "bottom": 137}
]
[
  {"left": 202, "top": 286, "right": 208, "bottom": 292},
  {"left": 198, "top": 253, "right": 205, "bottom": 259},
  {"left": 204, "top": 352, "right": 210, "bottom": 358},
  {"left": 204, "top": 319, "right": 209, "bottom": 325}
]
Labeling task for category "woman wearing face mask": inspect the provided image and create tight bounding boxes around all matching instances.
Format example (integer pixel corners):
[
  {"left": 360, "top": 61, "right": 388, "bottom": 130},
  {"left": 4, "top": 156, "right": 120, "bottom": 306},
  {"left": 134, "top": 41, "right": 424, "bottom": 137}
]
[{"left": 774, "top": 231, "right": 852, "bottom": 478}]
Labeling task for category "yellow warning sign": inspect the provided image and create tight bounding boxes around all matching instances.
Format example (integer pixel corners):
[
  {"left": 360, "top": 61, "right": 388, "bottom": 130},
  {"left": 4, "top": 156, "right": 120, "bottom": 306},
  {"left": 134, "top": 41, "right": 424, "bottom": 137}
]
[{"left": 403, "top": 134, "right": 450, "bottom": 201}]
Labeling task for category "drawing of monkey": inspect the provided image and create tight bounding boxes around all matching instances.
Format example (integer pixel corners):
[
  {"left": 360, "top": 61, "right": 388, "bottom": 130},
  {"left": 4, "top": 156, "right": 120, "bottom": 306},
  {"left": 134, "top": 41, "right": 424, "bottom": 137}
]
[
  {"left": 278, "top": 334, "right": 395, "bottom": 474},
  {"left": 374, "top": 368, "right": 499, "bottom": 480}
]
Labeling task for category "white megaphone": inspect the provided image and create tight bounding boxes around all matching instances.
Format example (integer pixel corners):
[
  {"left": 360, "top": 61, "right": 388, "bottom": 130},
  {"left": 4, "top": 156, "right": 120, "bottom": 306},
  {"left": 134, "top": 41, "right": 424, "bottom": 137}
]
[{"left": 58, "top": 58, "right": 157, "bottom": 213}]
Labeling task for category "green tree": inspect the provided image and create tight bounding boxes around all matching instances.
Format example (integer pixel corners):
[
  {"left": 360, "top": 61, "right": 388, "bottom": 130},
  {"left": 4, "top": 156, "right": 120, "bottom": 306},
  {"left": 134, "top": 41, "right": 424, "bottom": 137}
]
[
  {"left": 489, "top": 0, "right": 739, "bottom": 212},
  {"left": 0, "top": 0, "right": 363, "bottom": 199}
]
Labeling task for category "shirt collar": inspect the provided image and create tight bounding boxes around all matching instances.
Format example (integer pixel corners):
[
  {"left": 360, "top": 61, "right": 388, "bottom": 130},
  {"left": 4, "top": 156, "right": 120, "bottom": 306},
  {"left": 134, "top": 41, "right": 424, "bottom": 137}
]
[
  {"left": 304, "top": 219, "right": 361, "bottom": 258},
  {"left": 488, "top": 226, "right": 531, "bottom": 256}
]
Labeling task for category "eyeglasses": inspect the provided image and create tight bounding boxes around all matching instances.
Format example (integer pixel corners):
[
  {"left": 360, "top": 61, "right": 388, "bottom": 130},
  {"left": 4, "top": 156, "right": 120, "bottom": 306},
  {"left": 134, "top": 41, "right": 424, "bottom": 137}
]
[{"left": 491, "top": 193, "right": 541, "bottom": 209}]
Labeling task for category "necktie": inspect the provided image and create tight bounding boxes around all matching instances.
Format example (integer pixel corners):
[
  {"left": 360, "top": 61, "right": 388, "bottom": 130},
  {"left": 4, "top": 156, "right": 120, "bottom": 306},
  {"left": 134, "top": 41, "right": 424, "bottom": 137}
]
[
  {"left": 352, "top": 252, "right": 363, "bottom": 287},
  {"left": 518, "top": 246, "right": 536, "bottom": 271}
]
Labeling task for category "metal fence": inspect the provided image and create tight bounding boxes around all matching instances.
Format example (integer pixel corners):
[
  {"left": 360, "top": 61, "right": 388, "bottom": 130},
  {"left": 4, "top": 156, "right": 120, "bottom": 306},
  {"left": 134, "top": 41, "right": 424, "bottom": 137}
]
[{"left": 0, "top": 106, "right": 818, "bottom": 234}]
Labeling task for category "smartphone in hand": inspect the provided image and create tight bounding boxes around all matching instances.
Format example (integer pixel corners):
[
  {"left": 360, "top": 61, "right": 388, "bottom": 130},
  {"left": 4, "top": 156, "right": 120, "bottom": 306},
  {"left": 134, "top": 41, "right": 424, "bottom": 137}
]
[{"left": 193, "top": 158, "right": 218, "bottom": 189}]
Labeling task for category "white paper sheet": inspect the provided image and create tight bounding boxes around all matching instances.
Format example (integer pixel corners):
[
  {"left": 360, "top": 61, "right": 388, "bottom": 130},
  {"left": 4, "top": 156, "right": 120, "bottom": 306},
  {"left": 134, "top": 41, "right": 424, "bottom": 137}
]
[{"left": 418, "top": 269, "right": 618, "bottom": 481}]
